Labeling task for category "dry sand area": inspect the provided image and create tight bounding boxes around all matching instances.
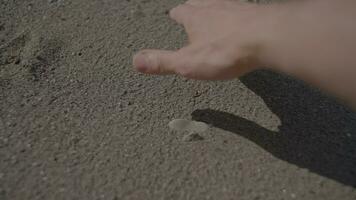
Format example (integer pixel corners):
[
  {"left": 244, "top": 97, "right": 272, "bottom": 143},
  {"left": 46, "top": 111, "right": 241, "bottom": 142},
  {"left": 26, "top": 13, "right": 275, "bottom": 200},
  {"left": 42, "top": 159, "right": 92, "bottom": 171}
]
[{"left": 1, "top": 0, "right": 356, "bottom": 199}]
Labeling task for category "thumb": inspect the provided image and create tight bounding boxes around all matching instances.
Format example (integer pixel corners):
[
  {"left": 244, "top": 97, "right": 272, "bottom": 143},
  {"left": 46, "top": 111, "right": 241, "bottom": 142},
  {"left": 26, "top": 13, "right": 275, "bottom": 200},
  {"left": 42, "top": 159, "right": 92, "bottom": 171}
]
[{"left": 133, "top": 49, "right": 180, "bottom": 75}]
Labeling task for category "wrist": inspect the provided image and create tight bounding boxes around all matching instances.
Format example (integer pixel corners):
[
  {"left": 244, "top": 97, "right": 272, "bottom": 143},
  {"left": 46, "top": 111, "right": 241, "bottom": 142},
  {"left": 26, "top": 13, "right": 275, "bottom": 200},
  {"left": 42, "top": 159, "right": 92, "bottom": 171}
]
[{"left": 254, "top": 1, "right": 307, "bottom": 72}]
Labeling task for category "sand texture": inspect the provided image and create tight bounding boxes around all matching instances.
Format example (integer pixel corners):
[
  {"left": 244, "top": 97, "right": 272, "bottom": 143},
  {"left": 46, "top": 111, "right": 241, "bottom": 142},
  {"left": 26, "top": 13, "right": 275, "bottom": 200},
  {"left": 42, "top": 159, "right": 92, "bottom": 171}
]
[{"left": 1, "top": 0, "right": 356, "bottom": 199}]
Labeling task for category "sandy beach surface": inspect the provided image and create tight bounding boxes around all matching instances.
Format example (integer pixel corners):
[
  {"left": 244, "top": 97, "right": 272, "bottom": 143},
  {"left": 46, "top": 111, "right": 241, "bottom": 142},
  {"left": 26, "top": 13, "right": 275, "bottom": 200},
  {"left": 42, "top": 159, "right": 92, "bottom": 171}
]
[{"left": 1, "top": 0, "right": 356, "bottom": 199}]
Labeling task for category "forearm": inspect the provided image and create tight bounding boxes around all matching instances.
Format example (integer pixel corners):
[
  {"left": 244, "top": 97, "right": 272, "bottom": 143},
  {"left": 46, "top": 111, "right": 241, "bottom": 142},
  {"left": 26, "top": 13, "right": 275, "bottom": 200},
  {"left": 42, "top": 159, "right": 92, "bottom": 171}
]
[{"left": 259, "top": 0, "right": 356, "bottom": 107}]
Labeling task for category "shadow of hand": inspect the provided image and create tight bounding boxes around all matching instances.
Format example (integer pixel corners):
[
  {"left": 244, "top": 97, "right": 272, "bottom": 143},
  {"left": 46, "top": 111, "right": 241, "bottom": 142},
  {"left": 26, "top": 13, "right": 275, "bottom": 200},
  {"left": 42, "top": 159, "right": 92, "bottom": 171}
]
[{"left": 192, "top": 70, "right": 356, "bottom": 187}]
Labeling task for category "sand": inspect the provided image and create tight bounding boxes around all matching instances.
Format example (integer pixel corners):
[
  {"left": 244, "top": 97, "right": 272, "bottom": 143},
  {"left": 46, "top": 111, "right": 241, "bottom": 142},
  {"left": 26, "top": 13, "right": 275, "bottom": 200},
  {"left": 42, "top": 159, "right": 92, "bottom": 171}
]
[{"left": 1, "top": 0, "right": 356, "bottom": 199}]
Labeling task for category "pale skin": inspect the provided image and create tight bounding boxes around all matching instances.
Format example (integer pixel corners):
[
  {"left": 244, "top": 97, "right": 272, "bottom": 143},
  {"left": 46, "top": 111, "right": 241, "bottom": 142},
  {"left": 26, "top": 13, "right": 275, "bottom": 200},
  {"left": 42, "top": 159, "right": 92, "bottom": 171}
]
[{"left": 133, "top": 0, "right": 356, "bottom": 109}]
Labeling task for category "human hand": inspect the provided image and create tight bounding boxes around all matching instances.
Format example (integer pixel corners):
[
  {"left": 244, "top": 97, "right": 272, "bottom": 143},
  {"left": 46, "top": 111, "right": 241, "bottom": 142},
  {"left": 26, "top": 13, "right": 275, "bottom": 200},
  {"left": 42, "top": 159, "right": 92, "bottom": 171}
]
[{"left": 133, "top": 0, "right": 277, "bottom": 80}]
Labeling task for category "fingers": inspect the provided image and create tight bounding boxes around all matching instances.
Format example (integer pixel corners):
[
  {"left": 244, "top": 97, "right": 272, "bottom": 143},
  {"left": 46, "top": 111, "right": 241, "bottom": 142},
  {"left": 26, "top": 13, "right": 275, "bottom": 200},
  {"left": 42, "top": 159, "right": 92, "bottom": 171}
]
[
  {"left": 169, "top": 0, "right": 221, "bottom": 24},
  {"left": 186, "top": 0, "right": 206, "bottom": 6},
  {"left": 186, "top": 0, "right": 219, "bottom": 6},
  {"left": 133, "top": 49, "right": 181, "bottom": 75},
  {"left": 169, "top": 4, "right": 196, "bottom": 24}
]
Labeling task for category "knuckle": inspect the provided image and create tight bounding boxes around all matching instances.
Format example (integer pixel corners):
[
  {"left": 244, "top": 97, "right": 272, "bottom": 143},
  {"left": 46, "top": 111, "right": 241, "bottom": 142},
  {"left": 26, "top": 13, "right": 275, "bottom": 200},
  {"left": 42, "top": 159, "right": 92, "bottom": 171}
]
[
  {"left": 168, "top": 7, "right": 178, "bottom": 19},
  {"left": 169, "top": 5, "right": 184, "bottom": 18},
  {"left": 176, "top": 65, "right": 189, "bottom": 76},
  {"left": 169, "top": 4, "right": 195, "bottom": 22},
  {"left": 177, "top": 64, "right": 193, "bottom": 77}
]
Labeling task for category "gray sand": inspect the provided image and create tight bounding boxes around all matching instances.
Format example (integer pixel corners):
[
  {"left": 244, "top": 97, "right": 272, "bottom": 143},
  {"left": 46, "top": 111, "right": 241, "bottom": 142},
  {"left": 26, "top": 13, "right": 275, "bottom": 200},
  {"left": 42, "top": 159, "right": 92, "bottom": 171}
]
[{"left": 1, "top": 0, "right": 356, "bottom": 199}]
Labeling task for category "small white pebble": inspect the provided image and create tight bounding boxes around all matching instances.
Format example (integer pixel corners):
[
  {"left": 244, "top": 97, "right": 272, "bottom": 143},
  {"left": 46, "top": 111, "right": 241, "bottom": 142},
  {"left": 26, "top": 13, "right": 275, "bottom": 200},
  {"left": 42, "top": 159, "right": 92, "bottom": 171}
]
[
  {"left": 182, "top": 132, "right": 204, "bottom": 142},
  {"left": 168, "top": 119, "right": 208, "bottom": 133}
]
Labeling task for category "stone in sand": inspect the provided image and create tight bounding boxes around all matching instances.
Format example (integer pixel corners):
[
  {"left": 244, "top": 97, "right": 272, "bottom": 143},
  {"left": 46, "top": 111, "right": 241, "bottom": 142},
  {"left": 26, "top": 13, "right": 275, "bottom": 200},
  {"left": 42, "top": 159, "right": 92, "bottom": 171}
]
[
  {"left": 182, "top": 133, "right": 204, "bottom": 142},
  {"left": 168, "top": 119, "right": 209, "bottom": 133}
]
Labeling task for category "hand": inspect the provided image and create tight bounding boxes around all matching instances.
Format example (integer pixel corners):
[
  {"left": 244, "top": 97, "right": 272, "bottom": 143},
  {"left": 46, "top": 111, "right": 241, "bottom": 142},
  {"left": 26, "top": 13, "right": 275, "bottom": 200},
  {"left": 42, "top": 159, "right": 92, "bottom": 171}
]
[{"left": 133, "top": 0, "right": 275, "bottom": 80}]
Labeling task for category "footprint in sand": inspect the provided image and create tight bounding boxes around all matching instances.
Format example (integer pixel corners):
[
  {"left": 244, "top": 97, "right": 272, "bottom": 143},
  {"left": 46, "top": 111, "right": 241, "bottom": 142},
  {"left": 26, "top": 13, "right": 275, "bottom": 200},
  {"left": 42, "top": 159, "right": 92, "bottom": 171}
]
[{"left": 0, "top": 32, "right": 28, "bottom": 66}]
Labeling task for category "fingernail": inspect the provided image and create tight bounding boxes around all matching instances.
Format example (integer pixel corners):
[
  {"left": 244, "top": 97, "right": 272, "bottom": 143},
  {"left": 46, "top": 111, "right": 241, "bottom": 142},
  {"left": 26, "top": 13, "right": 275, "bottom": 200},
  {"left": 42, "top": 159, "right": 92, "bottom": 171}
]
[{"left": 133, "top": 52, "right": 151, "bottom": 73}]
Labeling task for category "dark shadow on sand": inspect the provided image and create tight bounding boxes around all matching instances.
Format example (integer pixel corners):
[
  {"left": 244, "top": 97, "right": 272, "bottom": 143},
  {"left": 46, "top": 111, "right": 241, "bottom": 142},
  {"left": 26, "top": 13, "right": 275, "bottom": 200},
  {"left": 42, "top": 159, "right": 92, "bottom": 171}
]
[{"left": 192, "top": 70, "right": 356, "bottom": 187}]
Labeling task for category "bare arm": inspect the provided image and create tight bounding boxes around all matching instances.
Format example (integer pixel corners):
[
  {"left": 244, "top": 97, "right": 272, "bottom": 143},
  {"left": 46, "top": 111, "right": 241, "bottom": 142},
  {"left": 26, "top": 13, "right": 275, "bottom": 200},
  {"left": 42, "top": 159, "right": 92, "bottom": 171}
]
[
  {"left": 133, "top": 0, "right": 356, "bottom": 108},
  {"left": 261, "top": 0, "right": 356, "bottom": 108}
]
